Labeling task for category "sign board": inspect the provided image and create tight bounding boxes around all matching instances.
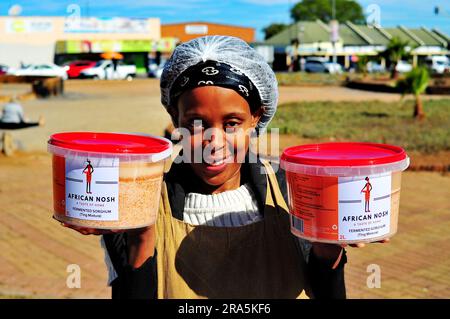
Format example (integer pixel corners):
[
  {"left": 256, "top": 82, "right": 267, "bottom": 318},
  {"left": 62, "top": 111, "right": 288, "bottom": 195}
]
[
  {"left": 64, "top": 17, "right": 149, "bottom": 34},
  {"left": 5, "top": 18, "right": 53, "bottom": 33},
  {"left": 185, "top": 25, "right": 208, "bottom": 35},
  {"left": 56, "top": 38, "right": 178, "bottom": 54}
]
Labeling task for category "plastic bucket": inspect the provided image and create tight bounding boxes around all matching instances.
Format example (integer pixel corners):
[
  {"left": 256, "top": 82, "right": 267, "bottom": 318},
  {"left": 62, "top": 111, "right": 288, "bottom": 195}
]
[
  {"left": 48, "top": 132, "right": 172, "bottom": 230},
  {"left": 280, "top": 142, "right": 409, "bottom": 244}
]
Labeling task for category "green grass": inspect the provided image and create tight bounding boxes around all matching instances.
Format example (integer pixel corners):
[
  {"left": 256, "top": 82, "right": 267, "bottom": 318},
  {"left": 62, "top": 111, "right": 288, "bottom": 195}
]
[
  {"left": 275, "top": 71, "right": 346, "bottom": 86},
  {"left": 269, "top": 99, "right": 450, "bottom": 153}
]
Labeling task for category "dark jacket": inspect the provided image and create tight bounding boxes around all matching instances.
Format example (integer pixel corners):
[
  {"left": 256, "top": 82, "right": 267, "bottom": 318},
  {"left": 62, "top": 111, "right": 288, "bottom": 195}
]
[{"left": 103, "top": 155, "right": 347, "bottom": 299}]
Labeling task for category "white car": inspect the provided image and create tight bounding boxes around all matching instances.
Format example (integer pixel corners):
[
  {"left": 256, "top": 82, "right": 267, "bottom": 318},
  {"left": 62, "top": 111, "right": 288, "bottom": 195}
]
[
  {"left": 9, "top": 63, "right": 68, "bottom": 80},
  {"left": 425, "top": 56, "right": 449, "bottom": 74},
  {"left": 304, "top": 58, "right": 342, "bottom": 74},
  {"left": 147, "top": 58, "right": 166, "bottom": 79},
  {"left": 81, "top": 60, "right": 136, "bottom": 80},
  {"left": 395, "top": 60, "right": 413, "bottom": 73}
]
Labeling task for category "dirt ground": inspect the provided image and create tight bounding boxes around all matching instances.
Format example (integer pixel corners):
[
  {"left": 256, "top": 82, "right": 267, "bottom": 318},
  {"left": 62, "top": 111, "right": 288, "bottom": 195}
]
[
  {"left": 3, "top": 79, "right": 447, "bottom": 153},
  {"left": 1, "top": 79, "right": 449, "bottom": 298}
]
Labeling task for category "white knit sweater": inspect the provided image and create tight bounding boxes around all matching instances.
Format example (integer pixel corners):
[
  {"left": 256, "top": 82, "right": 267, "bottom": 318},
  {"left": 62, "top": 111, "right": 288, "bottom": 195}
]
[{"left": 183, "top": 183, "right": 262, "bottom": 227}]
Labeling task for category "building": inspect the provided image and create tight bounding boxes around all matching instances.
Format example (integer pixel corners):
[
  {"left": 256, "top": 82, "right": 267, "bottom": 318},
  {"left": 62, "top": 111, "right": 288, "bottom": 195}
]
[
  {"left": 265, "top": 20, "right": 449, "bottom": 71},
  {"left": 0, "top": 17, "right": 257, "bottom": 74},
  {"left": 161, "top": 21, "right": 255, "bottom": 43},
  {"left": 0, "top": 16, "right": 175, "bottom": 74}
]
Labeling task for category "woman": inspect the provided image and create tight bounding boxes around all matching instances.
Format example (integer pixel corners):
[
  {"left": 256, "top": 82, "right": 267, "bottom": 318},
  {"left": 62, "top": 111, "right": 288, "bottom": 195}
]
[
  {"left": 0, "top": 96, "right": 45, "bottom": 129},
  {"left": 63, "top": 36, "right": 376, "bottom": 299},
  {"left": 361, "top": 177, "right": 373, "bottom": 213}
]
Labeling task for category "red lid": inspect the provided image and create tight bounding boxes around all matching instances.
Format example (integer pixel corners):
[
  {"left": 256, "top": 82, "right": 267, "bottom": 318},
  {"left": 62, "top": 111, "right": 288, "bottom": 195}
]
[
  {"left": 281, "top": 142, "right": 407, "bottom": 166},
  {"left": 48, "top": 132, "right": 171, "bottom": 154}
]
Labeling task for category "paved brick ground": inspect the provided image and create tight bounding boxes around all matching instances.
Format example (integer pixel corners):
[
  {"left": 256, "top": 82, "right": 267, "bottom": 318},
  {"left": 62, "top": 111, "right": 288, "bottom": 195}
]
[
  {"left": 0, "top": 153, "right": 110, "bottom": 298},
  {"left": 344, "top": 171, "right": 450, "bottom": 298},
  {"left": 0, "top": 153, "right": 448, "bottom": 299},
  {"left": 1, "top": 80, "right": 448, "bottom": 298}
]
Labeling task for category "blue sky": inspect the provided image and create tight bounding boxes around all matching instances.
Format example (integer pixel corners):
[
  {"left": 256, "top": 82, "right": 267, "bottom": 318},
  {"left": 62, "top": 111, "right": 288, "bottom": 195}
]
[{"left": 1, "top": 0, "right": 449, "bottom": 41}]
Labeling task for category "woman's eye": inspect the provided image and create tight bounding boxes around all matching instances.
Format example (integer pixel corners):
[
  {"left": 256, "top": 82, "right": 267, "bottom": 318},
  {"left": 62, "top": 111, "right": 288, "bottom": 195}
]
[{"left": 225, "top": 122, "right": 241, "bottom": 129}]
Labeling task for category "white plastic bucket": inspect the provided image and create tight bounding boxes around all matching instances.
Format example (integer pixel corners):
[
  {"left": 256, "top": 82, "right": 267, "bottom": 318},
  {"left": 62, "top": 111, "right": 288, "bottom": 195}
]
[
  {"left": 48, "top": 132, "right": 172, "bottom": 230},
  {"left": 280, "top": 142, "right": 409, "bottom": 244}
]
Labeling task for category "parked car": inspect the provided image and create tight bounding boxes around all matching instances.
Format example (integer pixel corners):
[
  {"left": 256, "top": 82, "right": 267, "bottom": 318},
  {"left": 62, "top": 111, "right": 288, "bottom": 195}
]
[
  {"left": 147, "top": 57, "right": 166, "bottom": 79},
  {"left": 65, "top": 60, "right": 97, "bottom": 79},
  {"left": 425, "top": 56, "right": 449, "bottom": 74},
  {"left": 80, "top": 60, "right": 136, "bottom": 80},
  {"left": 394, "top": 60, "right": 413, "bottom": 73},
  {"left": 0, "top": 64, "right": 9, "bottom": 76},
  {"left": 8, "top": 63, "right": 68, "bottom": 80},
  {"left": 304, "top": 58, "right": 342, "bottom": 74},
  {"left": 367, "top": 61, "right": 386, "bottom": 73}
]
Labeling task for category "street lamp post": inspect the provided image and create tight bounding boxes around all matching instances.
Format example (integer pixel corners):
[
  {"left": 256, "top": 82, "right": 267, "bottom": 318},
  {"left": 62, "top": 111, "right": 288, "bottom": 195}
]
[{"left": 331, "top": 0, "right": 338, "bottom": 65}]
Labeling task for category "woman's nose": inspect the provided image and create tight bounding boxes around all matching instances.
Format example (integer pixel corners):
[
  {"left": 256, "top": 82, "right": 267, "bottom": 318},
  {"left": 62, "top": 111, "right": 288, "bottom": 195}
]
[{"left": 203, "top": 127, "right": 226, "bottom": 155}]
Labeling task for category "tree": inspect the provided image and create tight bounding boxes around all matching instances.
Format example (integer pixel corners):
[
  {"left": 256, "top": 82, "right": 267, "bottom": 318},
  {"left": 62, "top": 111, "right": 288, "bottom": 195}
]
[
  {"left": 356, "top": 55, "right": 370, "bottom": 77},
  {"left": 397, "top": 67, "right": 430, "bottom": 120},
  {"left": 290, "top": 0, "right": 365, "bottom": 24},
  {"left": 263, "top": 23, "right": 288, "bottom": 40},
  {"left": 382, "top": 37, "right": 410, "bottom": 79}
]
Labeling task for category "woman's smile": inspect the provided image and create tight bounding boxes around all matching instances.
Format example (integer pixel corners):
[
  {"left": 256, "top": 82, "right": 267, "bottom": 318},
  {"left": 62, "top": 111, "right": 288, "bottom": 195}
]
[{"left": 201, "top": 153, "right": 235, "bottom": 173}]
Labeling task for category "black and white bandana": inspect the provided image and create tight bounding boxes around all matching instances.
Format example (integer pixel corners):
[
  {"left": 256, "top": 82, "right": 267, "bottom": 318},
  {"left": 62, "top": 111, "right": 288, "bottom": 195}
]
[{"left": 170, "top": 60, "right": 261, "bottom": 109}]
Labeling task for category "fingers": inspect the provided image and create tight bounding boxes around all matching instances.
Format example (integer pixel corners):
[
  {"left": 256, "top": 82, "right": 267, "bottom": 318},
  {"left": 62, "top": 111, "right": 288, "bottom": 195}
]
[
  {"left": 341, "top": 243, "right": 365, "bottom": 248},
  {"left": 56, "top": 217, "right": 136, "bottom": 236},
  {"left": 59, "top": 222, "right": 113, "bottom": 236},
  {"left": 341, "top": 238, "right": 390, "bottom": 248}
]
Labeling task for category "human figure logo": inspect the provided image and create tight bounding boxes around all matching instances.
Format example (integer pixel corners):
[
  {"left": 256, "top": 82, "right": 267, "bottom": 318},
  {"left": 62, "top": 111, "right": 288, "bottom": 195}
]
[
  {"left": 361, "top": 176, "right": 373, "bottom": 212},
  {"left": 82, "top": 159, "right": 94, "bottom": 194}
]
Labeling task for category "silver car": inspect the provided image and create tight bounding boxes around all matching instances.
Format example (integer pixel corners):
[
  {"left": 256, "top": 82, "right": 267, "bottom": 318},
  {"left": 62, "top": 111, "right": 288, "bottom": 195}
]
[{"left": 304, "top": 58, "right": 342, "bottom": 74}]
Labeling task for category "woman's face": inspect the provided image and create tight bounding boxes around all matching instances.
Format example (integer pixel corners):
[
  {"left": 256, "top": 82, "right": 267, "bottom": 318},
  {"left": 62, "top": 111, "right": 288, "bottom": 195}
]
[{"left": 175, "top": 86, "right": 261, "bottom": 189}]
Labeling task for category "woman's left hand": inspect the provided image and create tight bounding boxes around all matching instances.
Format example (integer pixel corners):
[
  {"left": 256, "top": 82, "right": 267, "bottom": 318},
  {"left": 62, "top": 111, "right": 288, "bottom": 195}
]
[
  {"left": 340, "top": 238, "right": 390, "bottom": 249},
  {"left": 311, "top": 239, "right": 390, "bottom": 269}
]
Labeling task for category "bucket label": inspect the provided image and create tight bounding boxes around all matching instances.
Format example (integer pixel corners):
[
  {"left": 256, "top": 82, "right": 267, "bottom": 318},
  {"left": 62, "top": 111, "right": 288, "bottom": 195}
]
[
  {"left": 338, "top": 173, "right": 391, "bottom": 241},
  {"left": 65, "top": 158, "right": 119, "bottom": 221},
  {"left": 287, "top": 172, "right": 392, "bottom": 241}
]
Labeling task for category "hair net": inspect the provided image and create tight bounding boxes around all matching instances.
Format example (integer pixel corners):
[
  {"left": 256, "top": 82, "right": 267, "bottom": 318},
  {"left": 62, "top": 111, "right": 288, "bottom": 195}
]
[{"left": 160, "top": 35, "right": 278, "bottom": 133}]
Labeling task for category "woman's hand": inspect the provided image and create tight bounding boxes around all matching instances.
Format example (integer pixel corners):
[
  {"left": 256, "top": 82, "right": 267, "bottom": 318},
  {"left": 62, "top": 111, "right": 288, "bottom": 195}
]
[
  {"left": 311, "top": 239, "right": 390, "bottom": 269},
  {"left": 57, "top": 217, "right": 155, "bottom": 269},
  {"left": 340, "top": 238, "right": 390, "bottom": 249},
  {"left": 59, "top": 222, "right": 123, "bottom": 236}
]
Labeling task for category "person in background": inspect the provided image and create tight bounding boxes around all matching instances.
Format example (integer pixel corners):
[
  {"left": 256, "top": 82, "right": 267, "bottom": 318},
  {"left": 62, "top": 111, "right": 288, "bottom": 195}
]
[
  {"left": 0, "top": 96, "right": 45, "bottom": 129},
  {"left": 112, "top": 58, "right": 119, "bottom": 80}
]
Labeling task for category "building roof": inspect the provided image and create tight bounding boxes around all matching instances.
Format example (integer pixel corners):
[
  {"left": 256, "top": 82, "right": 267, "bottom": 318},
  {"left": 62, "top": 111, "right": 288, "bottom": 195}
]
[
  {"left": 356, "top": 25, "right": 391, "bottom": 45},
  {"left": 339, "top": 23, "right": 368, "bottom": 45},
  {"left": 265, "top": 20, "right": 448, "bottom": 48},
  {"left": 433, "top": 28, "right": 450, "bottom": 43},
  {"left": 384, "top": 27, "right": 421, "bottom": 46},
  {"left": 265, "top": 20, "right": 330, "bottom": 46}
]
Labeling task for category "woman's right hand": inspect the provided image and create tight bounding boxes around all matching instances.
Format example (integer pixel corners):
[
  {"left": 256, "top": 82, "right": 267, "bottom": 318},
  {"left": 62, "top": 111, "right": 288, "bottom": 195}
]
[
  {"left": 58, "top": 218, "right": 156, "bottom": 269},
  {"left": 60, "top": 222, "right": 124, "bottom": 236}
]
